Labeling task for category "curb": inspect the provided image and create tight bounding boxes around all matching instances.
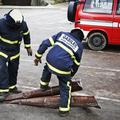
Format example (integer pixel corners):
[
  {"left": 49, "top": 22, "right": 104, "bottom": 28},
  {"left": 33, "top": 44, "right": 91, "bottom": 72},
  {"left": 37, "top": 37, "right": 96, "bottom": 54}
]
[{"left": 0, "top": 4, "right": 67, "bottom": 9}]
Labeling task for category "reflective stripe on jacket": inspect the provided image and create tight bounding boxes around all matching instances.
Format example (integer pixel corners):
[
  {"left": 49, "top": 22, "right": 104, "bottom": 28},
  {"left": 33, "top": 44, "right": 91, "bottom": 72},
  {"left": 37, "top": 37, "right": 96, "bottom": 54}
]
[
  {"left": 36, "top": 31, "right": 83, "bottom": 76},
  {"left": 0, "top": 18, "right": 31, "bottom": 51}
]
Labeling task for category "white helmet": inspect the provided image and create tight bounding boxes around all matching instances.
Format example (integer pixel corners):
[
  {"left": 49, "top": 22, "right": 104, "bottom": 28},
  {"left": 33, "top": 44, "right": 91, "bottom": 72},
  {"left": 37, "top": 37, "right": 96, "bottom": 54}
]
[
  {"left": 9, "top": 9, "right": 23, "bottom": 23},
  {"left": 5, "top": 9, "right": 24, "bottom": 28}
]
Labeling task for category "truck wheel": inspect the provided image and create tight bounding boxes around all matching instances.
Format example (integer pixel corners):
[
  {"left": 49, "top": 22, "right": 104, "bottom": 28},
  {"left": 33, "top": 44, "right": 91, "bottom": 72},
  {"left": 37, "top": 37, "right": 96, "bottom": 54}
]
[
  {"left": 87, "top": 32, "right": 107, "bottom": 51},
  {"left": 67, "top": 1, "right": 77, "bottom": 22}
]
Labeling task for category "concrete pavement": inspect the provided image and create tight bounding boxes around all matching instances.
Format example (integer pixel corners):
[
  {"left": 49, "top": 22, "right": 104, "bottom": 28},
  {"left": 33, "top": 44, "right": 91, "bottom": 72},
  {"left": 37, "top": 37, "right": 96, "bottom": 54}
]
[{"left": 0, "top": 5, "right": 120, "bottom": 120}]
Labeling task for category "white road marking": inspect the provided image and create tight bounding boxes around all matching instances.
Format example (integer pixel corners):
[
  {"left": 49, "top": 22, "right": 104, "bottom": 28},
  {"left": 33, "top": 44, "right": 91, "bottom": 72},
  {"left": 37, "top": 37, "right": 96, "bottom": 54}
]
[
  {"left": 20, "top": 59, "right": 33, "bottom": 62},
  {"left": 72, "top": 93, "right": 120, "bottom": 103},
  {"left": 0, "top": 5, "right": 66, "bottom": 10},
  {"left": 19, "top": 57, "right": 120, "bottom": 103},
  {"left": 18, "top": 58, "right": 120, "bottom": 103},
  {"left": 96, "top": 96, "right": 120, "bottom": 103},
  {"left": 95, "top": 71, "right": 116, "bottom": 76},
  {"left": 20, "top": 58, "right": 120, "bottom": 72},
  {"left": 20, "top": 58, "right": 46, "bottom": 63},
  {"left": 21, "top": 44, "right": 120, "bottom": 56},
  {"left": 80, "top": 65, "right": 120, "bottom": 72}
]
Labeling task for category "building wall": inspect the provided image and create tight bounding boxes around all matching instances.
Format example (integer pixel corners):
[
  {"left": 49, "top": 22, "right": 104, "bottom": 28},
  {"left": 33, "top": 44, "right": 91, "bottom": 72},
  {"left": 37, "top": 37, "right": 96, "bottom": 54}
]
[
  {"left": 31, "top": 0, "right": 51, "bottom": 6},
  {"left": 0, "top": 0, "right": 48, "bottom": 6},
  {"left": 1, "top": 0, "right": 32, "bottom": 5},
  {"left": 0, "top": 0, "right": 66, "bottom": 6},
  {"left": 0, "top": 0, "right": 2, "bottom": 5}
]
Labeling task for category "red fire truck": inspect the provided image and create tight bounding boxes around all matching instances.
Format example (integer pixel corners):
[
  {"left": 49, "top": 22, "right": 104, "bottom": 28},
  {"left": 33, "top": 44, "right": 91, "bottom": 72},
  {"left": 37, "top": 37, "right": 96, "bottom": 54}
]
[{"left": 68, "top": 0, "right": 120, "bottom": 50}]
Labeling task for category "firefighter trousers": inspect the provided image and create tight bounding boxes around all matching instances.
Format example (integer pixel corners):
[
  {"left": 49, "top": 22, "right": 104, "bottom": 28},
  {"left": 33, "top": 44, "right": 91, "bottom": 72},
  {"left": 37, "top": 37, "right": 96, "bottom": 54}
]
[
  {"left": 40, "top": 64, "right": 72, "bottom": 112},
  {"left": 0, "top": 56, "right": 19, "bottom": 92}
]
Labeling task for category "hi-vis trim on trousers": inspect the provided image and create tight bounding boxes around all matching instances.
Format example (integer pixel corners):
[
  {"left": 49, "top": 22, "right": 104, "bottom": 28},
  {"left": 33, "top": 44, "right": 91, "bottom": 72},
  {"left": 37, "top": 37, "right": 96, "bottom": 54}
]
[
  {"left": 0, "top": 52, "right": 8, "bottom": 58},
  {"left": 46, "top": 62, "right": 71, "bottom": 75},
  {"left": 9, "top": 85, "right": 16, "bottom": 90},
  {"left": 10, "top": 53, "right": 20, "bottom": 61},
  {"left": 55, "top": 42, "right": 80, "bottom": 66},
  {"left": 40, "top": 80, "right": 49, "bottom": 86},
  {"left": 0, "top": 52, "right": 20, "bottom": 60},
  {"left": 0, "top": 89, "right": 9, "bottom": 93},
  {"left": 59, "top": 81, "right": 71, "bottom": 112}
]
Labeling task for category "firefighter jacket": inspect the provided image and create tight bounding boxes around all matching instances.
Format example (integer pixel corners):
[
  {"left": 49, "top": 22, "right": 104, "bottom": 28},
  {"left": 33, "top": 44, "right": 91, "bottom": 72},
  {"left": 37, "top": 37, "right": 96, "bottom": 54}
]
[
  {"left": 35, "top": 31, "right": 83, "bottom": 76},
  {"left": 0, "top": 18, "right": 31, "bottom": 60}
]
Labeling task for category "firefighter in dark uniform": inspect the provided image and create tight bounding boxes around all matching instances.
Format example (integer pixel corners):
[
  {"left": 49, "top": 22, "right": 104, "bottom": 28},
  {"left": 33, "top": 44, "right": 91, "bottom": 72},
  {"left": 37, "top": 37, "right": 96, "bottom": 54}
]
[
  {"left": 0, "top": 9, "right": 32, "bottom": 101},
  {"left": 34, "top": 28, "right": 84, "bottom": 116}
]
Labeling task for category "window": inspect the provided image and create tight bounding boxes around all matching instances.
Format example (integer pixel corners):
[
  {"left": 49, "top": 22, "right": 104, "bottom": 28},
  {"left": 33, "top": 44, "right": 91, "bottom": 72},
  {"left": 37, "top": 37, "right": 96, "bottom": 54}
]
[
  {"left": 83, "top": 0, "right": 113, "bottom": 14},
  {"left": 116, "top": 0, "right": 120, "bottom": 14}
]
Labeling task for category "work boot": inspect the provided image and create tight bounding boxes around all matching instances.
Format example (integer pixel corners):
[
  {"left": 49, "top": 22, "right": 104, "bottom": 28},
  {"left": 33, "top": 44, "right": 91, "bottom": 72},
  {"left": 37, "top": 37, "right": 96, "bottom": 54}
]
[
  {"left": 0, "top": 92, "right": 9, "bottom": 102},
  {"left": 58, "top": 111, "right": 69, "bottom": 117},
  {"left": 40, "top": 84, "right": 50, "bottom": 91},
  {"left": 9, "top": 87, "right": 22, "bottom": 94}
]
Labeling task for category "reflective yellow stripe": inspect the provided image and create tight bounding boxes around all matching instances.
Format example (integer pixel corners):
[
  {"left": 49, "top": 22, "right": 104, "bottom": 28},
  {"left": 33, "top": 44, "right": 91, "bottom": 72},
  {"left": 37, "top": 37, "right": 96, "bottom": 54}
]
[
  {"left": 0, "top": 36, "right": 18, "bottom": 44},
  {"left": 59, "top": 107, "right": 70, "bottom": 112},
  {"left": 0, "top": 52, "right": 8, "bottom": 58},
  {"left": 56, "top": 42, "right": 73, "bottom": 56},
  {"left": 0, "top": 89, "right": 9, "bottom": 93},
  {"left": 49, "top": 37, "right": 54, "bottom": 46},
  {"left": 40, "top": 81, "right": 48, "bottom": 86},
  {"left": 35, "top": 52, "right": 42, "bottom": 58},
  {"left": 59, "top": 81, "right": 71, "bottom": 112},
  {"left": 9, "top": 85, "right": 16, "bottom": 89},
  {"left": 47, "top": 62, "right": 71, "bottom": 75},
  {"left": 24, "top": 44, "right": 31, "bottom": 48},
  {"left": 71, "top": 56, "right": 80, "bottom": 66},
  {"left": 23, "top": 31, "right": 29, "bottom": 35},
  {"left": 10, "top": 53, "right": 20, "bottom": 61},
  {"left": 55, "top": 42, "right": 80, "bottom": 66},
  {"left": 67, "top": 81, "right": 71, "bottom": 110},
  {"left": 19, "top": 41, "right": 22, "bottom": 44}
]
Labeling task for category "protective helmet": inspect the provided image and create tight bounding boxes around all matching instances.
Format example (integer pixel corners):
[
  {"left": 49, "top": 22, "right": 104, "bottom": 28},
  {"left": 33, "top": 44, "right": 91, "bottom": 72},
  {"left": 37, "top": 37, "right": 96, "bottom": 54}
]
[
  {"left": 5, "top": 9, "right": 24, "bottom": 28},
  {"left": 70, "top": 28, "right": 84, "bottom": 41}
]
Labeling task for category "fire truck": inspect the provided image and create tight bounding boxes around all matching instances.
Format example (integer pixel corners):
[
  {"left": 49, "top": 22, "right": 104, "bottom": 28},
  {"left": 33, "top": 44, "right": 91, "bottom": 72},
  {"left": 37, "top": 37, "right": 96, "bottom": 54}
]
[{"left": 68, "top": 0, "right": 120, "bottom": 50}]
